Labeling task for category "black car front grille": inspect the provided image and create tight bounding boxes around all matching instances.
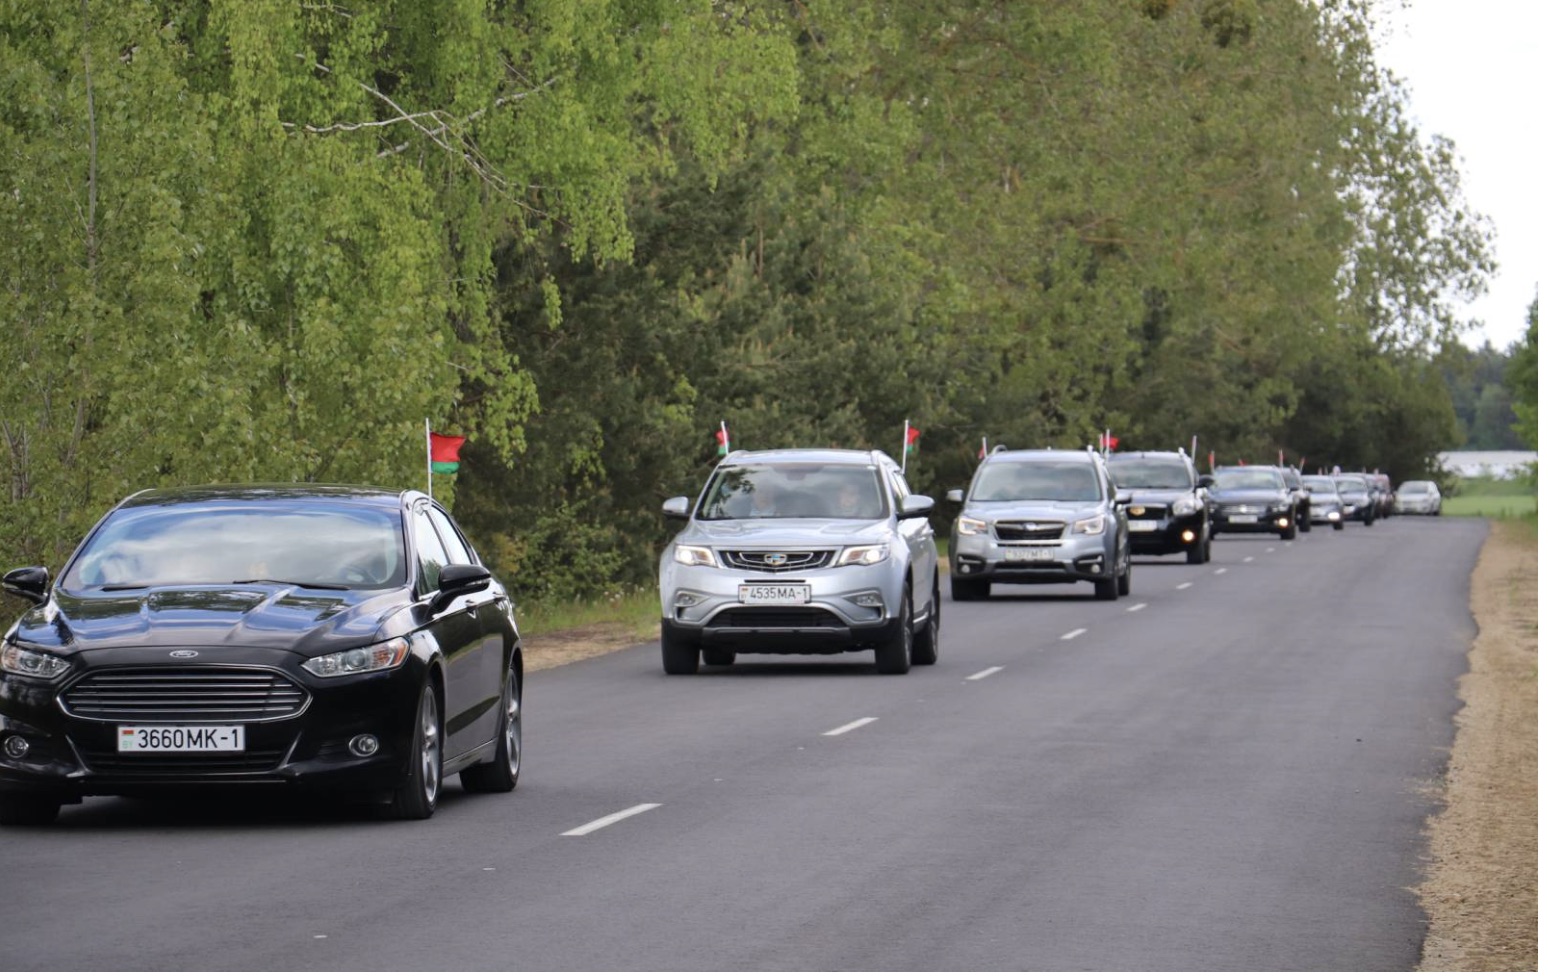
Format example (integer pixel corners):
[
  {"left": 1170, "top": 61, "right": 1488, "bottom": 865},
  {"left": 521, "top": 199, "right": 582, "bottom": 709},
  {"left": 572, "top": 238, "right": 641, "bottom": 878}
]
[
  {"left": 709, "top": 608, "right": 847, "bottom": 629},
  {"left": 61, "top": 668, "right": 309, "bottom": 723},
  {"left": 1128, "top": 506, "right": 1169, "bottom": 520},
  {"left": 994, "top": 521, "right": 1065, "bottom": 542},
  {"left": 76, "top": 747, "right": 289, "bottom": 776},
  {"left": 719, "top": 550, "right": 833, "bottom": 573}
]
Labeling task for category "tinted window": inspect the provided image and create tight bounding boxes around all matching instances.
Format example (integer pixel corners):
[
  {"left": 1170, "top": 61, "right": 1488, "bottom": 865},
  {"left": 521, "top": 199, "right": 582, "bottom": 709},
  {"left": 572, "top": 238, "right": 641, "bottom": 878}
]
[
  {"left": 1106, "top": 457, "right": 1193, "bottom": 489},
  {"left": 1302, "top": 476, "right": 1336, "bottom": 491},
  {"left": 411, "top": 509, "right": 451, "bottom": 592},
  {"left": 1334, "top": 476, "right": 1368, "bottom": 494},
  {"left": 1212, "top": 469, "right": 1284, "bottom": 490},
  {"left": 970, "top": 460, "right": 1101, "bottom": 502},
  {"left": 696, "top": 465, "right": 887, "bottom": 520},
  {"left": 62, "top": 500, "right": 406, "bottom": 590},
  {"left": 427, "top": 507, "right": 474, "bottom": 565}
]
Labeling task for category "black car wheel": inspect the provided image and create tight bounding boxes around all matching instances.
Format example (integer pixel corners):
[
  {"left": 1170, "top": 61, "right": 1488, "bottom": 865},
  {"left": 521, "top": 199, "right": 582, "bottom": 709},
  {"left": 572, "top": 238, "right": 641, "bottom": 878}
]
[
  {"left": 1280, "top": 520, "right": 1297, "bottom": 541},
  {"left": 951, "top": 576, "right": 990, "bottom": 601},
  {"left": 875, "top": 587, "right": 913, "bottom": 674},
  {"left": 390, "top": 680, "right": 443, "bottom": 820},
  {"left": 0, "top": 793, "right": 62, "bottom": 826},
  {"left": 461, "top": 667, "right": 520, "bottom": 794},
  {"left": 1116, "top": 553, "right": 1132, "bottom": 597},
  {"left": 1186, "top": 530, "right": 1209, "bottom": 564},
  {"left": 1094, "top": 573, "right": 1120, "bottom": 601},
  {"left": 910, "top": 581, "right": 940, "bottom": 666},
  {"left": 661, "top": 630, "right": 700, "bottom": 675},
  {"left": 701, "top": 647, "right": 736, "bottom": 667}
]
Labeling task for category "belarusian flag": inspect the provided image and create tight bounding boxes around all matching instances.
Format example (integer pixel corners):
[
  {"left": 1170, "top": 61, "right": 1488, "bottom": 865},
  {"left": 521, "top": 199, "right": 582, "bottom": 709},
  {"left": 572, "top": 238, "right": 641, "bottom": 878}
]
[
  {"left": 430, "top": 433, "right": 465, "bottom": 474},
  {"left": 905, "top": 425, "right": 920, "bottom": 455},
  {"left": 715, "top": 421, "right": 730, "bottom": 456}
]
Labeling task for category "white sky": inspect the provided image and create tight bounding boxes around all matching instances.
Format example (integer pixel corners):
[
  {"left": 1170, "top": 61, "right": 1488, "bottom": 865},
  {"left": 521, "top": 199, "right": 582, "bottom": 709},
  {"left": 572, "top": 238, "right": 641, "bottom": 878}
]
[{"left": 1373, "top": 0, "right": 1544, "bottom": 351}]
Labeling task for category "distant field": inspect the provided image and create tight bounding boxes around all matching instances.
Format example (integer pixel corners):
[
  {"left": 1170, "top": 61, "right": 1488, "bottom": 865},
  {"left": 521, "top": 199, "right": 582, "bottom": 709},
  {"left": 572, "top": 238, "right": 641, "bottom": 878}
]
[{"left": 1441, "top": 495, "right": 1538, "bottom": 519}]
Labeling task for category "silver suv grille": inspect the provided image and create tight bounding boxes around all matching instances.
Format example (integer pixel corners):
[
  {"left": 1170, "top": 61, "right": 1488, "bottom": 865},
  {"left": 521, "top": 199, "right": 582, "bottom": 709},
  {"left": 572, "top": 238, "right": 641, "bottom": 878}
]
[
  {"left": 994, "top": 521, "right": 1065, "bottom": 542},
  {"left": 61, "top": 668, "right": 309, "bottom": 723},
  {"left": 719, "top": 550, "right": 833, "bottom": 573}
]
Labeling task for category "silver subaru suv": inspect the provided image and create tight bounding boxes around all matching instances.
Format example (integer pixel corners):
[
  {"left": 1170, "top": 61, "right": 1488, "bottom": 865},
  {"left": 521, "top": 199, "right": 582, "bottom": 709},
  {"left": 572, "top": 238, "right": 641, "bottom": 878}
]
[
  {"left": 659, "top": 449, "right": 939, "bottom": 675},
  {"left": 947, "top": 448, "right": 1132, "bottom": 601}
]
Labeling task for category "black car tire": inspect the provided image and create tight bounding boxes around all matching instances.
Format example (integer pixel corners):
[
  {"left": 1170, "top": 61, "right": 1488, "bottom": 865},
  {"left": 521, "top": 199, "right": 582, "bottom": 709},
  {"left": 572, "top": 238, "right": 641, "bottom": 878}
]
[
  {"left": 910, "top": 582, "right": 940, "bottom": 666},
  {"left": 1186, "top": 530, "right": 1209, "bottom": 564},
  {"left": 390, "top": 680, "right": 443, "bottom": 820},
  {"left": 1094, "top": 573, "right": 1120, "bottom": 601},
  {"left": 460, "top": 668, "right": 520, "bottom": 794},
  {"left": 875, "top": 588, "right": 913, "bottom": 675},
  {"left": 1298, "top": 510, "right": 1312, "bottom": 532},
  {"left": 1116, "top": 555, "right": 1132, "bottom": 597},
  {"left": 0, "top": 793, "right": 62, "bottom": 826},
  {"left": 701, "top": 647, "right": 736, "bottom": 667},
  {"left": 661, "top": 631, "right": 700, "bottom": 675},
  {"left": 1334, "top": 520, "right": 1345, "bottom": 531},
  {"left": 1364, "top": 508, "right": 1375, "bottom": 526},
  {"left": 950, "top": 576, "right": 990, "bottom": 601},
  {"left": 1280, "top": 520, "right": 1297, "bottom": 541}
]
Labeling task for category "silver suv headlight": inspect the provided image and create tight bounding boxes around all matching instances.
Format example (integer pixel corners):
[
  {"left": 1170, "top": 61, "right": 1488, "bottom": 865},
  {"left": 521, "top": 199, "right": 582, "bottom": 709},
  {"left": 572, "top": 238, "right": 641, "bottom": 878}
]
[
  {"left": 956, "top": 516, "right": 987, "bottom": 536},
  {"left": 303, "top": 637, "right": 409, "bottom": 678},
  {"left": 0, "top": 640, "right": 70, "bottom": 680},
  {"left": 1073, "top": 514, "right": 1106, "bottom": 535},
  {"left": 836, "top": 544, "right": 889, "bottom": 567},
  {"left": 1171, "top": 496, "right": 1200, "bottom": 517},
  {"left": 673, "top": 545, "right": 716, "bottom": 567}
]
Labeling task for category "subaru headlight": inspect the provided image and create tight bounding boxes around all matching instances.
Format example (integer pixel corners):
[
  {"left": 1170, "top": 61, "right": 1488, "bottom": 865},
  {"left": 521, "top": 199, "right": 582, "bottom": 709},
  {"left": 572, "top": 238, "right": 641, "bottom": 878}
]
[
  {"left": 303, "top": 637, "right": 409, "bottom": 678},
  {"left": 836, "top": 544, "right": 890, "bottom": 567},
  {"left": 956, "top": 516, "right": 987, "bottom": 536},
  {"left": 0, "top": 640, "right": 70, "bottom": 680},
  {"left": 1073, "top": 514, "right": 1106, "bottom": 535},
  {"left": 1171, "top": 496, "right": 1200, "bottom": 517},
  {"left": 673, "top": 545, "right": 716, "bottom": 568}
]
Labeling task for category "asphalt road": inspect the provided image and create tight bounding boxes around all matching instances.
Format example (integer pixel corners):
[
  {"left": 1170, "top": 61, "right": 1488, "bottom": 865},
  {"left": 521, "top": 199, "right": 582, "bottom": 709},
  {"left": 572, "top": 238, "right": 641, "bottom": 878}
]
[{"left": 0, "top": 517, "right": 1486, "bottom": 970}]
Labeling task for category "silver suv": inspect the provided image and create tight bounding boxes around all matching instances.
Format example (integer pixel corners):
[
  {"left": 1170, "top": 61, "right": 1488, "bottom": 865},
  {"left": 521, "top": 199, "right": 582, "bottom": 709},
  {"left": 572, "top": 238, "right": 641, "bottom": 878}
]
[
  {"left": 947, "top": 448, "right": 1132, "bottom": 601},
  {"left": 659, "top": 449, "right": 939, "bottom": 675}
]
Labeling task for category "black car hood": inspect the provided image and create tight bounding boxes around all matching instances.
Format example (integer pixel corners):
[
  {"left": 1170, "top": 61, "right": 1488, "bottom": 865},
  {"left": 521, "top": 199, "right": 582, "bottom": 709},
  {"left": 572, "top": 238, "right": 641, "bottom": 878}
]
[
  {"left": 9, "top": 585, "right": 409, "bottom": 658},
  {"left": 1208, "top": 488, "right": 1288, "bottom": 506}
]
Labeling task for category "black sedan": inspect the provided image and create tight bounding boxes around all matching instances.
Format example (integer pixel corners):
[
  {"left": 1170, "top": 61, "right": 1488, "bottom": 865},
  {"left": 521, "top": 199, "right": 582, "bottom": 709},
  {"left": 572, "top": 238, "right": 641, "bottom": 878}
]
[
  {"left": 1105, "top": 450, "right": 1212, "bottom": 564},
  {"left": 1205, "top": 466, "right": 1299, "bottom": 540},
  {"left": 0, "top": 485, "right": 522, "bottom": 824}
]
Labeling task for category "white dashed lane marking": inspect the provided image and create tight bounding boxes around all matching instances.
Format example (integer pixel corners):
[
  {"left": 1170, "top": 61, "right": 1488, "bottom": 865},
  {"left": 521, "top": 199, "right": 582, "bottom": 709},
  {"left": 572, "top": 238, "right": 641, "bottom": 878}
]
[
  {"left": 1243, "top": 556, "right": 1255, "bottom": 563},
  {"left": 1061, "top": 628, "right": 1087, "bottom": 640},
  {"left": 1176, "top": 582, "right": 1193, "bottom": 590},
  {"left": 823, "top": 717, "right": 878, "bottom": 737},
  {"left": 1215, "top": 568, "right": 1228, "bottom": 575},
  {"left": 1126, "top": 603, "right": 1147, "bottom": 612},
  {"left": 562, "top": 803, "right": 662, "bottom": 837},
  {"left": 966, "top": 667, "right": 1003, "bottom": 681}
]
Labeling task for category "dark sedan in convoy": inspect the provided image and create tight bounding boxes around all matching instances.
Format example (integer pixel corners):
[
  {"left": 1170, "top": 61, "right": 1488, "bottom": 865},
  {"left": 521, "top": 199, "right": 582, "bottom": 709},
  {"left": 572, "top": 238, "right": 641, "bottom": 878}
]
[
  {"left": 1206, "top": 465, "right": 1299, "bottom": 540},
  {"left": 1300, "top": 475, "right": 1347, "bottom": 530},
  {"left": 1334, "top": 473, "right": 1378, "bottom": 525},
  {"left": 0, "top": 486, "right": 522, "bottom": 825},
  {"left": 1105, "top": 450, "right": 1211, "bottom": 564}
]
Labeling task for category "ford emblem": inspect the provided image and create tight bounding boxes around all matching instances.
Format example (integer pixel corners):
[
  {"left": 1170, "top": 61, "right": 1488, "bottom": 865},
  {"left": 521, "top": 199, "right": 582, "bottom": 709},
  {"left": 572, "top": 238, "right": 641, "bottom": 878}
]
[
  {"left": 764, "top": 553, "right": 789, "bottom": 567},
  {"left": 169, "top": 649, "right": 199, "bottom": 659}
]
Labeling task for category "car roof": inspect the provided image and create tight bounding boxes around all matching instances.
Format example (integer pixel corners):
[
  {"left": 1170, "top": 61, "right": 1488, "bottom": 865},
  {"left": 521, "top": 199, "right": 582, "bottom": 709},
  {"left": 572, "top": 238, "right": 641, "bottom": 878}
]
[
  {"left": 981, "top": 448, "right": 1099, "bottom": 464},
  {"left": 118, "top": 484, "right": 411, "bottom": 511},
  {"left": 1107, "top": 450, "right": 1189, "bottom": 460},
  {"left": 717, "top": 448, "right": 891, "bottom": 468}
]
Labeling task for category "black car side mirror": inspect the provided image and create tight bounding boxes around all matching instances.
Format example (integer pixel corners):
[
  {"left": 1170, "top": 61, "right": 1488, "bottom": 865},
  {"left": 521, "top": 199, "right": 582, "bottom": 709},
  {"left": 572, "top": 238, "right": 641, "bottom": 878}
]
[
  {"left": 1197, "top": 474, "right": 1215, "bottom": 488},
  {"left": 433, "top": 563, "right": 492, "bottom": 609},
  {"left": 2, "top": 567, "right": 49, "bottom": 605}
]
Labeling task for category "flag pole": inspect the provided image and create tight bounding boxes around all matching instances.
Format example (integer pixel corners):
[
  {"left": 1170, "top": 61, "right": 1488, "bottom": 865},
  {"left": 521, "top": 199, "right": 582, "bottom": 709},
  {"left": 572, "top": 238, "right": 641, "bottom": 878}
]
[
  {"left": 1190, "top": 435, "right": 1198, "bottom": 461},
  {"left": 901, "top": 419, "right": 910, "bottom": 474},
  {"left": 425, "top": 418, "right": 433, "bottom": 498}
]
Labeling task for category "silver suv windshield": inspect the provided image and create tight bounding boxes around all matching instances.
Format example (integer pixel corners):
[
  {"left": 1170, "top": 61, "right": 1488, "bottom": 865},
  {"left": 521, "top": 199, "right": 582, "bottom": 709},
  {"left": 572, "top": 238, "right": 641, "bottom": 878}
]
[
  {"left": 1106, "top": 457, "right": 1192, "bottom": 490},
  {"left": 1213, "top": 469, "right": 1283, "bottom": 490},
  {"left": 970, "top": 460, "right": 1102, "bottom": 502},
  {"left": 695, "top": 464, "right": 887, "bottom": 520}
]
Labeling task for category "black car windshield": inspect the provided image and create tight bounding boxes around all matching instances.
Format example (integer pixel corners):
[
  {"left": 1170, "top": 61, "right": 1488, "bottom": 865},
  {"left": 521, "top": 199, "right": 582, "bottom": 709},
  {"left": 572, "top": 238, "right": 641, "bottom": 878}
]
[
  {"left": 1334, "top": 477, "right": 1368, "bottom": 493},
  {"left": 60, "top": 500, "right": 407, "bottom": 590},
  {"left": 970, "top": 460, "right": 1102, "bottom": 502},
  {"left": 1212, "top": 469, "right": 1283, "bottom": 491},
  {"left": 696, "top": 465, "right": 887, "bottom": 520},
  {"left": 1106, "top": 458, "right": 1192, "bottom": 490},
  {"left": 1302, "top": 476, "right": 1336, "bottom": 492}
]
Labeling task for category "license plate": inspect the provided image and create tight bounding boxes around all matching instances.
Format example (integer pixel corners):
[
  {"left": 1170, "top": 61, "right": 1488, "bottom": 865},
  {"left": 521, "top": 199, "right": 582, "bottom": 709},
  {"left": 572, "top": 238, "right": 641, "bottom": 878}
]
[
  {"left": 1228, "top": 514, "right": 1258, "bottom": 524},
  {"left": 738, "top": 584, "right": 811, "bottom": 605},
  {"left": 118, "top": 726, "right": 245, "bottom": 753},
  {"left": 1004, "top": 547, "right": 1057, "bottom": 562},
  {"left": 1129, "top": 520, "right": 1159, "bottom": 532}
]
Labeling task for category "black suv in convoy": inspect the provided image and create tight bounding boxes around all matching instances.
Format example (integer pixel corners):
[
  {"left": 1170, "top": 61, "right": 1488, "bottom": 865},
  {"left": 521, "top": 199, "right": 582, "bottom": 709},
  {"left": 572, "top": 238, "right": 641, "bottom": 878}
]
[
  {"left": 1206, "top": 465, "right": 1300, "bottom": 540},
  {"left": 1105, "top": 450, "right": 1211, "bottom": 564}
]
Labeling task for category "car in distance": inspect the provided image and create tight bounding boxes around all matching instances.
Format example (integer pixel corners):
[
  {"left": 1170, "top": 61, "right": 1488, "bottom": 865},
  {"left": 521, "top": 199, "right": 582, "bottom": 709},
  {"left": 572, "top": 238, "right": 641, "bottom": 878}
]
[
  {"left": 1394, "top": 479, "right": 1443, "bottom": 516},
  {"left": 1205, "top": 465, "right": 1299, "bottom": 540},
  {"left": 947, "top": 448, "right": 1132, "bottom": 601},
  {"left": 0, "top": 485, "right": 522, "bottom": 825},
  {"left": 1333, "top": 473, "right": 1378, "bottom": 525},
  {"left": 1366, "top": 473, "right": 1394, "bottom": 518},
  {"left": 1105, "top": 450, "right": 1211, "bottom": 564},
  {"left": 658, "top": 449, "right": 939, "bottom": 675},
  {"left": 1300, "top": 475, "right": 1347, "bottom": 530}
]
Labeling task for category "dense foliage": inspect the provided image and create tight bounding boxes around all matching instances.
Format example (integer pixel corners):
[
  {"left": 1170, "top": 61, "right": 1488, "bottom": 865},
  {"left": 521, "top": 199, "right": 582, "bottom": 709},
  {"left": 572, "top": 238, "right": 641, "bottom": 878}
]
[{"left": 2, "top": 0, "right": 1497, "bottom": 601}]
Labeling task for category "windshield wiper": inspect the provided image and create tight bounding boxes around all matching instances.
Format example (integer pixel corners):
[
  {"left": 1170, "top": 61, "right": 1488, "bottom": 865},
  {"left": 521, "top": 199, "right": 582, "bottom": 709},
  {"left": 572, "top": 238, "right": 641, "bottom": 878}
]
[
  {"left": 99, "top": 583, "right": 150, "bottom": 591},
  {"left": 232, "top": 579, "right": 349, "bottom": 591}
]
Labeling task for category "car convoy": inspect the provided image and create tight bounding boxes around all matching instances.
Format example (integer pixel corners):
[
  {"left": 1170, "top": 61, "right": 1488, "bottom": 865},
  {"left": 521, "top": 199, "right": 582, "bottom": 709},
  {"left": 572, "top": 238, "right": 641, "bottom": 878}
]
[{"left": 0, "top": 444, "right": 1430, "bottom": 825}]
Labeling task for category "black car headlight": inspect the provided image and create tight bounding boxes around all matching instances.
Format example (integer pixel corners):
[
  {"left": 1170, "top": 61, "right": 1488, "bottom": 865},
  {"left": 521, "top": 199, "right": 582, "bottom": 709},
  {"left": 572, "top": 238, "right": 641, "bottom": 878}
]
[
  {"left": 1171, "top": 497, "right": 1200, "bottom": 517},
  {"left": 0, "top": 640, "right": 71, "bottom": 680},
  {"left": 303, "top": 637, "right": 409, "bottom": 678}
]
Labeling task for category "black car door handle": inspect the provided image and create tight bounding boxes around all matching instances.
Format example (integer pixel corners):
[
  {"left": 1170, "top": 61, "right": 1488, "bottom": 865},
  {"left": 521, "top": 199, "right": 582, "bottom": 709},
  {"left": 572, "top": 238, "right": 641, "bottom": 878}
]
[{"left": 462, "top": 598, "right": 479, "bottom": 616}]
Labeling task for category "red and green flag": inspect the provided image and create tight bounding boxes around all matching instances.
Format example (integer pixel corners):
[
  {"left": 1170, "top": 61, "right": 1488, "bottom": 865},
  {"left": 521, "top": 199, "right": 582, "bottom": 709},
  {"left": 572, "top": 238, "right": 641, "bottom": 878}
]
[
  {"left": 430, "top": 432, "right": 465, "bottom": 474},
  {"left": 905, "top": 424, "right": 920, "bottom": 454},
  {"left": 715, "top": 421, "right": 730, "bottom": 457}
]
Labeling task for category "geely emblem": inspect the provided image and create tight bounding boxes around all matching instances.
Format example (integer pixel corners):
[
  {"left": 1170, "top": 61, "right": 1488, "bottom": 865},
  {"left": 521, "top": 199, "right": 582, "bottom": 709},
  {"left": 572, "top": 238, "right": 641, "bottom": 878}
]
[
  {"left": 169, "top": 649, "right": 199, "bottom": 659},
  {"left": 763, "top": 553, "right": 789, "bottom": 567}
]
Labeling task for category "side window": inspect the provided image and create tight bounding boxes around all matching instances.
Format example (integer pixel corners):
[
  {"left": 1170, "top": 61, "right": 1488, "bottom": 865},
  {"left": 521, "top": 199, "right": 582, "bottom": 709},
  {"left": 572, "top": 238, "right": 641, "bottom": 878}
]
[
  {"left": 427, "top": 507, "right": 474, "bottom": 566},
  {"left": 411, "top": 509, "right": 451, "bottom": 593},
  {"left": 885, "top": 470, "right": 909, "bottom": 513}
]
